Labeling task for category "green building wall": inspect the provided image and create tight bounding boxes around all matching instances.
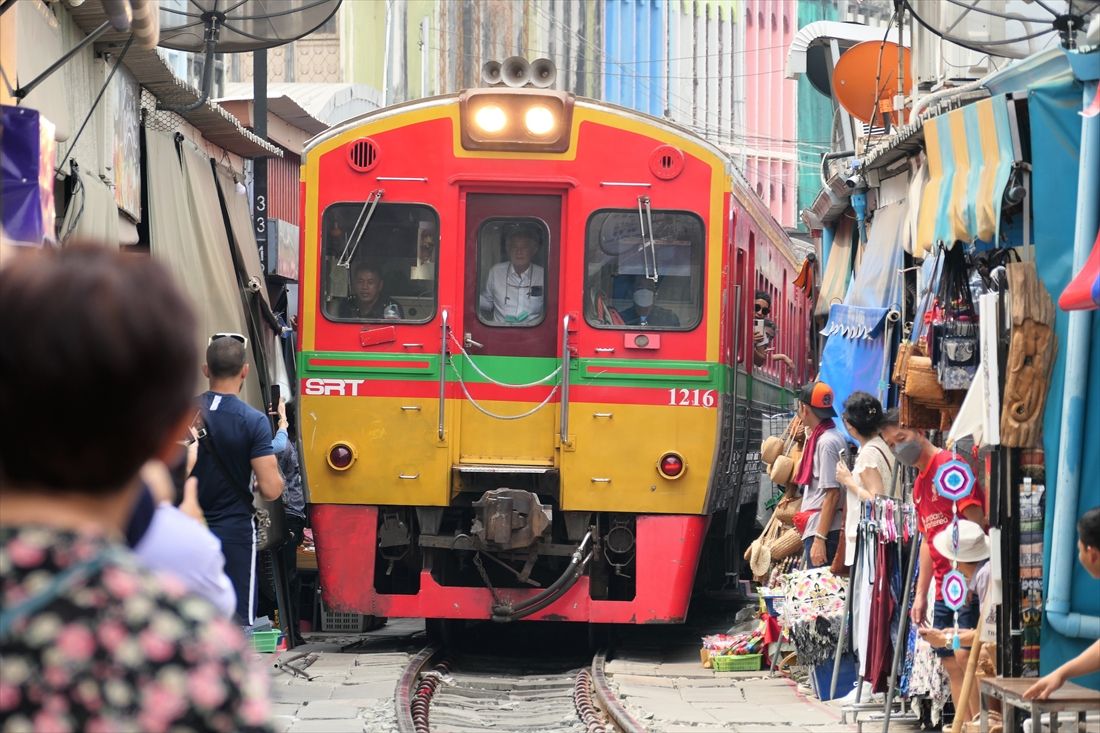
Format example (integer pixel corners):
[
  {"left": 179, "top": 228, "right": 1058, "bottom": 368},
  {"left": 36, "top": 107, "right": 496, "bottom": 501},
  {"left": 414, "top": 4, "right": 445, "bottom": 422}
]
[{"left": 795, "top": 0, "right": 839, "bottom": 227}]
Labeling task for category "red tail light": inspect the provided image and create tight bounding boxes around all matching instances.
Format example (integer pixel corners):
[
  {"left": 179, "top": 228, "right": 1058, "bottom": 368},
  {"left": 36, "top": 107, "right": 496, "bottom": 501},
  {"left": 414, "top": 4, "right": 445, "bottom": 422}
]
[
  {"left": 327, "top": 443, "right": 355, "bottom": 471},
  {"left": 658, "top": 453, "right": 685, "bottom": 479}
]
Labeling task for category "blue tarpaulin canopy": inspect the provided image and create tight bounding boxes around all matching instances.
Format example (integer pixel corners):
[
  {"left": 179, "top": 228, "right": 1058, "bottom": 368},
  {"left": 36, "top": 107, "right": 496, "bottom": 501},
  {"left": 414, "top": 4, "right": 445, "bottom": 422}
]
[{"left": 817, "top": 304, "right": 892, "bottom": 443}]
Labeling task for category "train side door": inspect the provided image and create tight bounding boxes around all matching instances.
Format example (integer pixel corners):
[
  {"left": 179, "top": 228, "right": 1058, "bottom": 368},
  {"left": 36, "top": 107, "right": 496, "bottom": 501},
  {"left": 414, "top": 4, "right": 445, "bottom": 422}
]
[{"left": 458, "top": 193, "right": 562, "bottom": 464}]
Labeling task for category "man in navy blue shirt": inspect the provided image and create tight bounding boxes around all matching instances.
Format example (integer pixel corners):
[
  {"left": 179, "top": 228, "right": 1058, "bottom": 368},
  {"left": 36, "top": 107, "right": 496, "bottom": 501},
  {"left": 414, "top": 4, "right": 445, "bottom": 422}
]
[{"left": 193, "top": 334, "right": 284, "bottom": 624}]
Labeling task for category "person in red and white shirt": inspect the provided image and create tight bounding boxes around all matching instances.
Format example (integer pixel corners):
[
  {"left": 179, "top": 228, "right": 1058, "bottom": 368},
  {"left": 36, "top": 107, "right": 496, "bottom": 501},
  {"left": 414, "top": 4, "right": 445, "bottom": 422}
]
[{"left": 881, "top": 422, "right": 986, "bottom": 725}]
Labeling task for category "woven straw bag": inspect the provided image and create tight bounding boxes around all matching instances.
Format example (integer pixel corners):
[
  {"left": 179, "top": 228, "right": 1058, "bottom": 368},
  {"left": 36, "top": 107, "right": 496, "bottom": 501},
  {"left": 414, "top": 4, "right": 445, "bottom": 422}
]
[
  {"left": 773, "top": 496, "right": 800, "bottom": 525},
  {"left": 901, "top": 393, "right": 941, "bottom": 431},
  {"left": 905, "top": 355, "right": 948, "bottom": 404},
  {"left": 769, "top": 527, "right": 804, "bottom": 562},
  {"left": 892, "top": 340, "right": 915, "bottom": 387}
]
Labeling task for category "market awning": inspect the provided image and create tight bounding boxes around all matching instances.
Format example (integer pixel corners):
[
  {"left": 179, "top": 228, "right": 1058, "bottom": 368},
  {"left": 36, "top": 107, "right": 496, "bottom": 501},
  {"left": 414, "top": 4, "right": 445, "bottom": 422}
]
[
  {"left": 914, "top": 96, "right": 1016, "bottom": 256},
  {"left": 816, "top": 217, "right": 854, "bottom": 318},
  {"left": 845, "top": 198, "right": 908, "bottom": 310},
  {"left": 817, "top": 304, "right": 895, "bottom": 443}
]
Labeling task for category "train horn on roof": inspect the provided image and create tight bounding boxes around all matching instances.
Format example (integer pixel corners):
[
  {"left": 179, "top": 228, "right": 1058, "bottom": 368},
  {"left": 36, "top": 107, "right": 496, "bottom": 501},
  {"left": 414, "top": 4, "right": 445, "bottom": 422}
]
[
  {"left": 529, "top": 58, "right": 557, "bottom": 88},
  {"left": 500, "top": 56, "right": 531, "bottom": 88},
  {"left": 481, "top": 60, "right": 503, "bottom": 86}
]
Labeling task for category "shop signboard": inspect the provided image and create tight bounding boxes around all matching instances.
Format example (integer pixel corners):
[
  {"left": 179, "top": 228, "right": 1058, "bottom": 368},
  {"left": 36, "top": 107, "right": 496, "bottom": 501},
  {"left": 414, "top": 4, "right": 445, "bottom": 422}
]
[
  {"left": 108, "top": 64, "right": 141, "bottom": 220},
  {"left": 267, "top": 217, "right": 299, "bottom": 281}
]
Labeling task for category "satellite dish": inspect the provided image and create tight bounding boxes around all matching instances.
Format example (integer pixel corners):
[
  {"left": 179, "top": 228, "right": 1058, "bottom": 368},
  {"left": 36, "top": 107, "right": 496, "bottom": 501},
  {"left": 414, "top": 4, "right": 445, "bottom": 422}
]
[
  {"left": 157, "top": 0, "right": 342, "bottom": 112},
  {"left": 831, "top": 40, "right": 912, "bottom": 126}
]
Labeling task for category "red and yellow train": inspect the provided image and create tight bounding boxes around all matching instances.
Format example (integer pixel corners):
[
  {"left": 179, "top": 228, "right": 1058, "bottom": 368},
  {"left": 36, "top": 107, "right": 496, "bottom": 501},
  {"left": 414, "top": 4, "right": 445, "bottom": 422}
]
[{"left": 297, "top": 82, "right": 811, "bottom": 629}]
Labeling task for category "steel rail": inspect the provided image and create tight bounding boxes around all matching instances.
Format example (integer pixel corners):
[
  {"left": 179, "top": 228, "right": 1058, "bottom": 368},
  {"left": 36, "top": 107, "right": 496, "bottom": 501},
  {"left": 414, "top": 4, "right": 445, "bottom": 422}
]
[
  {"left": 591, "top": 650, "right": 648, "bottom": 733},
  {"left": 394, "top": 645, "right": 441, "bottom": 733}
]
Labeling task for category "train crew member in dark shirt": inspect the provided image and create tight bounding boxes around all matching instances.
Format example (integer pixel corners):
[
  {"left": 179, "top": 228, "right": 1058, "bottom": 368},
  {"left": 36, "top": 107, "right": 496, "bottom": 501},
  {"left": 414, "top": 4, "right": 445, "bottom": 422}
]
[
  {"left": 339, "top": 262, "right": 403, "bottom": 320},
  {"left": 620, "top": 278, "right": 680, "bottom": 327}
]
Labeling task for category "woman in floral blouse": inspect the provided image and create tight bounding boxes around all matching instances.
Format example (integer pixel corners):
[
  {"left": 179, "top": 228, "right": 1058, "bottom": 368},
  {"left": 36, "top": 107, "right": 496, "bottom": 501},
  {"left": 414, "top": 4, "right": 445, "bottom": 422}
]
[{"left": 0, "top": 246, "right": 273, "bottom": 732}]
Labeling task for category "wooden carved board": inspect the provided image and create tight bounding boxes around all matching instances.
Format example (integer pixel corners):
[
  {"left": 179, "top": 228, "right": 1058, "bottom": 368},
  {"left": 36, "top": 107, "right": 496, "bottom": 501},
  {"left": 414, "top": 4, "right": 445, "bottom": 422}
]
[{"left": 1001, "top": 262, "right": 1056, "bottom": 448}]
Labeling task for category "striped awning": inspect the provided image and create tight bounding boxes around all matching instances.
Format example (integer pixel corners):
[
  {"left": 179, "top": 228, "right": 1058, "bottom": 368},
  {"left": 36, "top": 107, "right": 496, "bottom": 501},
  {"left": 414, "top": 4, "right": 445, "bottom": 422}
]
[{"left": 914, "top": 96, "right": 1016, "bottom": 257}]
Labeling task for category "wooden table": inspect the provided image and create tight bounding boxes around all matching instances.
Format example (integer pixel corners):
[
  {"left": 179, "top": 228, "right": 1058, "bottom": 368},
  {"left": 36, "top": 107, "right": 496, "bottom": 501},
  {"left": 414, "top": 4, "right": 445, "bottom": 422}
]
[{"left": 980, "top": 677, "right": 1100, "bottom": 733}]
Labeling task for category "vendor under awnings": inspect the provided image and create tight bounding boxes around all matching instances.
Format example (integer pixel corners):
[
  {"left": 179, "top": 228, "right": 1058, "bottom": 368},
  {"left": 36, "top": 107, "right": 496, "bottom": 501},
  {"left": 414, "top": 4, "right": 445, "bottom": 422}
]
[{"left": 915, "top": 96, "right": 1017, "bottom": 257}]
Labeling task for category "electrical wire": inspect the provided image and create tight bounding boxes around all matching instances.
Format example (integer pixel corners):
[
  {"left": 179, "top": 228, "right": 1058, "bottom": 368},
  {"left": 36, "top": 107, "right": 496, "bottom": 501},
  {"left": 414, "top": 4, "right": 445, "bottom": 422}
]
[
  {"left": 868, "top": 14, "right": 898, "bottom": 133},
  {"left": 55, "top": 34, "right": 135, "bottom": 177},
  {"left": 903, "top": 0, "right": 1059, "bottom": 57}
]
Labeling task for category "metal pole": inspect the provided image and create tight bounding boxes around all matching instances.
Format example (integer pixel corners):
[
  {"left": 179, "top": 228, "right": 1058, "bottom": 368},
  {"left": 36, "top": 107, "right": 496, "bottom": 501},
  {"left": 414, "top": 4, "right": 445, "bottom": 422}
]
[
  {"left": 253, "top": 49, "right": 269, "bottom": 271},
  {"left": 271, "top": 546, "right": 295, "bottom": 649},
  {"left": 882, "top": 530, "right": 921, "bottom": 731}
]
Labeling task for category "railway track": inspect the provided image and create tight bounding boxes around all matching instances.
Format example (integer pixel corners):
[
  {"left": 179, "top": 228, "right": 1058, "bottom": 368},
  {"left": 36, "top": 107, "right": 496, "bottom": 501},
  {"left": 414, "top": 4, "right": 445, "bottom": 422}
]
[{"left": 395, "top": 645, "right": 646, "bottom": 733}]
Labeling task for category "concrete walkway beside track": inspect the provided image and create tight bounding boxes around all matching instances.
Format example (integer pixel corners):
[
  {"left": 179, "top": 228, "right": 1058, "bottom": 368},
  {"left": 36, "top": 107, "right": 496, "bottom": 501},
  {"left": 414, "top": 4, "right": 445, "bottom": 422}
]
[{"left": 263, "top": 617, "right": 906, "bottom": 732}]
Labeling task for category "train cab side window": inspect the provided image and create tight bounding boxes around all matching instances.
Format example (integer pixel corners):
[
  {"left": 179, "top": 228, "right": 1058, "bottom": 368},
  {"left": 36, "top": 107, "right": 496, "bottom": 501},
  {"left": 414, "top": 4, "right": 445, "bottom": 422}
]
[
  {"left": 583, "top": 210, "right": 705, "bottom": 331},
  {"left": 476, "top": 218, "right": 550, "bottom": 328},
  {"left": 320, "top": 203, "right": 439, "bottom": 324}
]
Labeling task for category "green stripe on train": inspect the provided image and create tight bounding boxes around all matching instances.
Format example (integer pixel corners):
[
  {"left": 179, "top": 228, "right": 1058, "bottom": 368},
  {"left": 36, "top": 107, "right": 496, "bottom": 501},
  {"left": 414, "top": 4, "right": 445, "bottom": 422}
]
[{"left": 299, "top": 351, "right": 729, "bottom": 390}]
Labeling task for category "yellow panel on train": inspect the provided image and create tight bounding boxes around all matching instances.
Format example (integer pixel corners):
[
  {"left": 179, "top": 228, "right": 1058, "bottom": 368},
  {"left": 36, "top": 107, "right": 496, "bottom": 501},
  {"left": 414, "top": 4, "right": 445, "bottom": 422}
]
[
  {"left": 560, "top": 402, "right": 714, "bottom": 515},
  {"left": 301, "top": 395, "right": 450, "bottom": 506}
]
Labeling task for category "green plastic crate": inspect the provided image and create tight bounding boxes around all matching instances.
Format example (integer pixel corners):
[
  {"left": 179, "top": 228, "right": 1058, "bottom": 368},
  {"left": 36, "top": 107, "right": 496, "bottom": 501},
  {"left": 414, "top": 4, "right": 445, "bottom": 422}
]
[
  {"left": 250, "top": 629, "right": 282, "bottom": 654},
  {"left": 712, "top": 653, "right": 762, "bottom": 672}
]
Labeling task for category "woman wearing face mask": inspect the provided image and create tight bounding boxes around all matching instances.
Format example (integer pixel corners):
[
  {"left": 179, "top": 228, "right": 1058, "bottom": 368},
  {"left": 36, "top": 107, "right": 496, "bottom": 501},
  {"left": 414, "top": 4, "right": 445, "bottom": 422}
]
[
  {"left": 880, "top": 421, "right": 987, "bottom": 730},
  {"left": 621, "top": 278, "right": 680, "bottom": 328},
  {"left": 835, "top": 393, "right": 898, "bottom": 564}
]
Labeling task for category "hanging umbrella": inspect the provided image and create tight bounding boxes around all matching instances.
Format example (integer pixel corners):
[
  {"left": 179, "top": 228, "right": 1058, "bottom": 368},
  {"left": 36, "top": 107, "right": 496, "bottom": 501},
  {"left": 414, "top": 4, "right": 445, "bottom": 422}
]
[{"left": 1058, "top": 229, "right": 1100, "bottom": 312}]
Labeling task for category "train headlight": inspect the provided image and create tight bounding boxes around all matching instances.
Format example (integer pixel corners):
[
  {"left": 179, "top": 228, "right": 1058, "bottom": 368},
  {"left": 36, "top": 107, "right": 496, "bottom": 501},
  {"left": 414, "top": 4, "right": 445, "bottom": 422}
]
[
  {"left": 459, "top": 89, "right": 574, "bottom": 153},
  {"left": 524, "top": 105, "right": 556, "bottom": 136},
  {"left": 658, "top": 452, "right": 686, "bottom": 480},
  {"left": 327, "top": 442, "right": 356, "bottom": 471},
  {"left": 473, "top": 104, "right": 507, "bottom": 134}
]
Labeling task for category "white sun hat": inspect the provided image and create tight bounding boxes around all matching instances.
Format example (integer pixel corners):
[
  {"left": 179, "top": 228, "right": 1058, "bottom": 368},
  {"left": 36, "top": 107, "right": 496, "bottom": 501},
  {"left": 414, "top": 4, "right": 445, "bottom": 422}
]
[{"left": 932, "top": 519, "right": 990, "bottom": 563}]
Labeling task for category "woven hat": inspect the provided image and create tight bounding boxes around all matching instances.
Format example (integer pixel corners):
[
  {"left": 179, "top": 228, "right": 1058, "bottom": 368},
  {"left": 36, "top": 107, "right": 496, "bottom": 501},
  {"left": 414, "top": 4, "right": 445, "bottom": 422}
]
[
  {"left": 769, "top": 454, "right": 795, "bottom": 485},
  {"left": 761, "top": 436, "right": 784, "bottom": 465},
  {"left": 933, "top": 520, "right": 990, "bottom": 563}
]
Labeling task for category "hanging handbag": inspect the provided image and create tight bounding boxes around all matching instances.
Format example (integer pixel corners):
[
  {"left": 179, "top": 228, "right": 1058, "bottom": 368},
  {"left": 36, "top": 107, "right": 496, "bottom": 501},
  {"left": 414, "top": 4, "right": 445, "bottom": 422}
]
[
  {"left": 905, "top": 354, "right": 948, "bottom": 404},
  {"left": 197, "top": 411, "right": 288, "bottom": 552},
  {"left": 892, "top": 340, "right": 914, "bottom": 388},
  {"left": 934, "top": 246, "right": 980, "bottom": 390}
]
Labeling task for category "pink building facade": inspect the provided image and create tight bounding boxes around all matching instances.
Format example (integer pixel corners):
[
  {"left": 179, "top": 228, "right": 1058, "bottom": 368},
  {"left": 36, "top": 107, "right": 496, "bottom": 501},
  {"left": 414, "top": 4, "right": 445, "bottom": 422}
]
[{"left": 739, "top": 0, "right": 799, "bottom": 229}]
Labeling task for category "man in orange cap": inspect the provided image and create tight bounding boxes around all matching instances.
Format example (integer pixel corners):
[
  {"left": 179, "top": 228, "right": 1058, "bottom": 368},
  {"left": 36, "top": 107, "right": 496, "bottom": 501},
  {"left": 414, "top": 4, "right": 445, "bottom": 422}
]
[{"left": 793, "top": 381, "right": 850, "bottom": 568}]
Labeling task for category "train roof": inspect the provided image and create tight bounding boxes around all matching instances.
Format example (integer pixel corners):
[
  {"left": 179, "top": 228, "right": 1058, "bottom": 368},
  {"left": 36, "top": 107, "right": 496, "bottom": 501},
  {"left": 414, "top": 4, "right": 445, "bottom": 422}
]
[{"left": 304, "top": 91, "right": 804, "bottom": 270}]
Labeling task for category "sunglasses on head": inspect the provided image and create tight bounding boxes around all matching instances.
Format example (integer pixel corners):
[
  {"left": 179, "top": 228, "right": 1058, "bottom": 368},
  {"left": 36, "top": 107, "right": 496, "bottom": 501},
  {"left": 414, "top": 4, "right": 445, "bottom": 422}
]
[
  {"left": 209, "top": 332, "right": 248, "bottom": 348},
  {"left": 755, "top": 304, "right": 770, "bottom": 316}
]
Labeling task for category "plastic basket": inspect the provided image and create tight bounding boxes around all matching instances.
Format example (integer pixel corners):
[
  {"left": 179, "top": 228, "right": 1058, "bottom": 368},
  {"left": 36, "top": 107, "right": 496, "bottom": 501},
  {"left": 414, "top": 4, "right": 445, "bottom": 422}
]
[
  {"left": 320, "top": 601, "right": 369, "bottom": 633},
  {"left": 712, "top": 653, "right": 763, "bottom": 672},
  {"left": 250, "top": 629, "right": 282, "bottom": 654}
]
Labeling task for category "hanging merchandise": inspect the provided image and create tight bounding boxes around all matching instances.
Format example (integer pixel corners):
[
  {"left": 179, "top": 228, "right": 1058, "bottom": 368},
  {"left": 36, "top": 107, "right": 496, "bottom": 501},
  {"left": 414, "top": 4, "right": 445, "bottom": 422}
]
[
  {"left": 1000, "top": 263, "right": 1057, "bottom": 448},
  {"left": 781, "top": 567, "right": 848, "bottom": 667},
  {"left": 935, "top": 451, "right": 976, "bottom": 652},
  {"left": 933, "top": 246, "right": 981, "bottom": 392},
  {"left": 933, "top": 458, "right": 977, "bottom": 502},
  {"left": 893, "top": 247, "right": 965, "bottom": 431},
  {"left": 1018, "top": 451, "right": 1046, "bottom": 677}
]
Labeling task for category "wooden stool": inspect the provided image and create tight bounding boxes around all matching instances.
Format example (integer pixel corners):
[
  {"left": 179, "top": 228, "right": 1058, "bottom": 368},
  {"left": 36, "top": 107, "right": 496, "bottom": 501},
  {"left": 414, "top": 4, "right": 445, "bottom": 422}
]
[{"left": 980, "top": 677, "right": 1100, "bottom": 733}]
